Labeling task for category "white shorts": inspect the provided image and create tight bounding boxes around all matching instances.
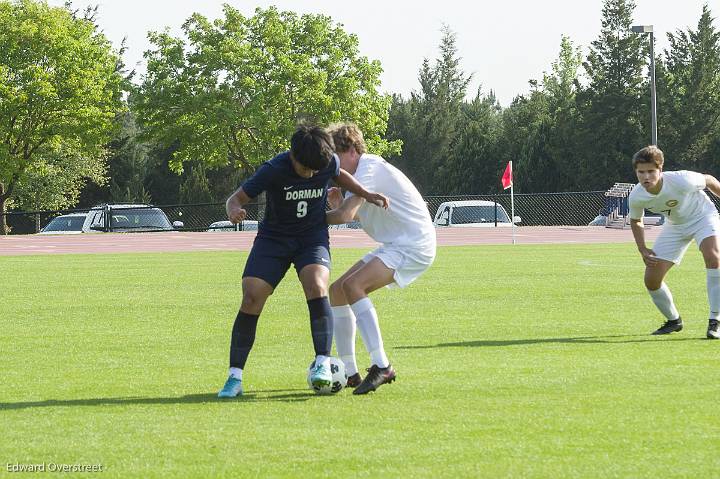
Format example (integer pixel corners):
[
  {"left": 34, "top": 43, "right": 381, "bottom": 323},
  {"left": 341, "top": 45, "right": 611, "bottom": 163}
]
[
  {"left": 362, "top": 243, "right": 436, "bottom": 288},
  {"left": 652, "top": 214, "right": 720, "bottom": 264}
]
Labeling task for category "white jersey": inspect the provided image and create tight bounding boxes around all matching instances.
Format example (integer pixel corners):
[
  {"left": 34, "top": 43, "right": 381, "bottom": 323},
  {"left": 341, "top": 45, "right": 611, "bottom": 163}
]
[
  {"left": 346, "top": 154, "right": 435, "bottom": 250},
  {"left": 628, "top": 170, "right": 718, "bottom": 225}
]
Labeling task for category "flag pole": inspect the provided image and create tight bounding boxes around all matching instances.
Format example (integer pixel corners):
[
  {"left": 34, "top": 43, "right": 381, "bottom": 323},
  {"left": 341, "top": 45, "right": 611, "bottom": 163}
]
[{"left": 510, "top": 161, "right": 515, "bottom": 245}]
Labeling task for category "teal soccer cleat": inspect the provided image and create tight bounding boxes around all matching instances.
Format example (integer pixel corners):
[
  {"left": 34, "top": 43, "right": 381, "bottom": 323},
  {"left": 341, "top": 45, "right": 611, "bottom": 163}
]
[
  {"left": 309, "top": 361, "right": 332, "bottom": 389},
  {"left": 218, "top": 376, "right": 243, "bottom": 398}
]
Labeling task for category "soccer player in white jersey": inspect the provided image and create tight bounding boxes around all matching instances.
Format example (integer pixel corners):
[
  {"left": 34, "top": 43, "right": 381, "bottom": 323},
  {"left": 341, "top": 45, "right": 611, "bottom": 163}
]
[
  {"left": 628, "top": 145, "right": 720, "bottom": 339},
  {"left": 325, "top": 123, "right": 437, "bottom": 394}
]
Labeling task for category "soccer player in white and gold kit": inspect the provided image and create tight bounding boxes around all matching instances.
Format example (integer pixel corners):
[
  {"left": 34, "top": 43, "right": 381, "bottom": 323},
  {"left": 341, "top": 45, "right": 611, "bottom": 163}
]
[
  {"left": 629, "top": 145, "right": 720, "bottom": 339},
  {"left": 326, "top": 123, "right": 437, "bottom": 394}
]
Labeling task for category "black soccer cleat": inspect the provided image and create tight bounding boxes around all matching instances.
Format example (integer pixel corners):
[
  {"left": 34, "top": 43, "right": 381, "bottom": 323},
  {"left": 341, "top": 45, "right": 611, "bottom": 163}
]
[
  {"left": 346, "top": 373, "right": 362, "bottom": 388},
  {"left": 353, "top": 365, "right": 396, "bottom": 395},
  {"left": 707, "top": 319, "right": 720, "bottom": 339},
  {"left": 651, "top": 318, "right": 683, "bottom": 335}
]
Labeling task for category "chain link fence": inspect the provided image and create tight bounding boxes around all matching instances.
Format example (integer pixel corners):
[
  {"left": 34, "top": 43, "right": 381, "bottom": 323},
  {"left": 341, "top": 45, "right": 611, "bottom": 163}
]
[
  {"left": 8, "top": 189, "right": 720, "bottom": 235},
  {"left": 1, "top": 191, "right": 622, "bottom": 235},
  {"left": 424, "top": 192, "right": 609, "bottom": 227},
  {"left": 0, "top": 202, "right": 264, "bottom": 235}
]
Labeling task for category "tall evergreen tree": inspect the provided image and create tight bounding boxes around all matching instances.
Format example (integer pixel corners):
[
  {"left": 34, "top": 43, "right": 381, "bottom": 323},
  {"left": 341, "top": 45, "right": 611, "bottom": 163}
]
[
  {"left": 577, "top": 0, "right": 647, "bottom": 188},
  {"left": 540, "top": 36, "right": 584, "bottom": 191},
  {"left": 498, "top": 86, "right": 549, "bottom": 193},
  {"left": 444, "top": 90, "right": 502, "bottom": 194},
  {"left": 386, "top": 26, "right": 471, "bottom": 194},
  {"left": 106, "top": 112, "right": 152, "bottom": 205},
  {"left": 178, "top": 163, "right": 213, "bottom": 204},
  {"left": 659, "top": 5, "right": 720, "bottom": 171}
]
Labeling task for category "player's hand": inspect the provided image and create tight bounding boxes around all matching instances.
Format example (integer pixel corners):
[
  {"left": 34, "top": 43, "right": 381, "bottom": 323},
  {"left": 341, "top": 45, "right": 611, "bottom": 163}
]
[
  {"left": 639, "top": 247, "right": 659, "bottom": 266},
  {"left": 227, "top": 205, "right": 247, "bottom": 224},
  {"left": 365, "top": 192, "right": 389, "bottom": 209},
  {"left": 328, "top": 187, "right": 343, "bottom": 209}
]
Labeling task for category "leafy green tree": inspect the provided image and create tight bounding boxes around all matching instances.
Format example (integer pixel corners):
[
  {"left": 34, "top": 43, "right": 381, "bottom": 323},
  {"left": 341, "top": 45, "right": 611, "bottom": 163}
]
[
  {"left": 13, "top": 148, "right": 107, "bottom": 210},
  {"left": 576, "top": 0, "right": 647, "bottom": 188},
  {"left": 133, "top": 5, "right": 399, "bottom": 177},
  {"left": 0, "top": 0, "right": 125, "bottom": 233},
  {"left": 658, "top": 5, "right": 720, "bottom": 170}
]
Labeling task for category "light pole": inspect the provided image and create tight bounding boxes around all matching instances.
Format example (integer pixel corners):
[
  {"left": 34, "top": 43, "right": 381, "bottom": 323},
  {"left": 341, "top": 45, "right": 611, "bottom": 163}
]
[{"left": 632, "top": 24, "right": 657, "bottom": 145}]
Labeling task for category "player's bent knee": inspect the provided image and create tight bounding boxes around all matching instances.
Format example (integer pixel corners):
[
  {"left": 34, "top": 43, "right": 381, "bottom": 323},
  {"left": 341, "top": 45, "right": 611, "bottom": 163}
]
[
  {"left": 341, "top": 277, "right": 364, "bottom": 300},
  {"left": 241, "top": 294, "right": 264, "bottom": 312},
  {"left": 240, "top": 286, "right": 271, "bottom": 312},
  {"left": 702, "top": 248, "right": 720, "bottom": 268},
  {"left": 303, "top": 281, "right": 328, "bottom": 300},
  {"left": 705, "top": 259, "right": 720, "bottom": 269},
  {"left": 329, "top": 280, "right": 344, "bottom": 303},
  {"left": 644, "top": 276, "right": 663, "bottom": 291}
]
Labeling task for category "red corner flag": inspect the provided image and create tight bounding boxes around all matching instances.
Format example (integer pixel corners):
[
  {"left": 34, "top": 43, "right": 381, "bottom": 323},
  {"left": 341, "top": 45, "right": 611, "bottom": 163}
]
[{"left": 501, "top": 161, "right": 513, "bottom": 190}]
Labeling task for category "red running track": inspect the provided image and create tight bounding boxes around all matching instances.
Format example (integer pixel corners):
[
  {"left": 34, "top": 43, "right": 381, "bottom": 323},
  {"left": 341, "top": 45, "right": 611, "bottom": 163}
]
[{"left": 0, "top": 226, "right": 661, "bottom": 256}]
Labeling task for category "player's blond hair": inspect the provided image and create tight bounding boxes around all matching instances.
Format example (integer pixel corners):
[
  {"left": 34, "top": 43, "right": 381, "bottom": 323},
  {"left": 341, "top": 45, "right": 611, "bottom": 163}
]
[
  {"left": 632, "top": 145, "right": 664, "bottom": 169},
  {"left": 328, "top": 122, "right": 366, "bottom": 155}
]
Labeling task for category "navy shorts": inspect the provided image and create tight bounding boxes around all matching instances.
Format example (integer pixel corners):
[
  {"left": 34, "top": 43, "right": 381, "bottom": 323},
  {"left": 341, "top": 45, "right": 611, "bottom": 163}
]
[{"left": 243, "top": 232, "right": 331, "bottom": 288}]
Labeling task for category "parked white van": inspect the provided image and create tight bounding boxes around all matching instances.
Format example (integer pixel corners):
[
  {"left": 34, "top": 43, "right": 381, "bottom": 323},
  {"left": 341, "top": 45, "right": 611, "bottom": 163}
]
[{"left": 433, "top": 200, "right": 521, "bottom": 227}]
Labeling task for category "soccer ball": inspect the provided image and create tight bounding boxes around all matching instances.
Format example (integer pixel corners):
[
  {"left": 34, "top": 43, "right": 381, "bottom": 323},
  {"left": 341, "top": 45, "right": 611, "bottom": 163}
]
[{"left": 307, "top": 357, "right": 347, "bottom": 395}]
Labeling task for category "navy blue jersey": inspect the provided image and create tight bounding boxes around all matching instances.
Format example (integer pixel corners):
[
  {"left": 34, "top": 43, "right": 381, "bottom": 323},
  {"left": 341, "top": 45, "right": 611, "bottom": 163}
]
[{"left": 241, "top": 151, "right": 340, "bottom": 236}]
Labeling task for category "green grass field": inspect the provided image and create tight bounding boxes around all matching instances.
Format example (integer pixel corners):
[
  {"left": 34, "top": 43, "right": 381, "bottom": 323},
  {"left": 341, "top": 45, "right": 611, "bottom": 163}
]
[{"left": 2, "top": 243, "right": 719, "bottom": 478}]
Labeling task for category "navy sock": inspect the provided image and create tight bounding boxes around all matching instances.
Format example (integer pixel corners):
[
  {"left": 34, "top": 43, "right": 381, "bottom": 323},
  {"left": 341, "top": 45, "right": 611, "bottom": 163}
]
[
  {"left": 307, "top": 297, "right": 333, "bottom": 357},
  {"left": 229, "top": 311, "right": 260, "bottom": 369}
]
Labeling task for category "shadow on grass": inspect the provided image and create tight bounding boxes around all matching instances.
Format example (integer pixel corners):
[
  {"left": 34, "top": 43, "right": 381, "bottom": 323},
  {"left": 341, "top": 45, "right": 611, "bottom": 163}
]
[
  {"left": 398, "top": 334, "right": 707, "bottom": 349},
  {"left": 0, "top": 389, "right": 318, "bottom": 411}
]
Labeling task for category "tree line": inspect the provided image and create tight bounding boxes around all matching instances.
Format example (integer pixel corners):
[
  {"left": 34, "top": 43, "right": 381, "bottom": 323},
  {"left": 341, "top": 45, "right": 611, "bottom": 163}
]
[{"left": 1, "top": 0, "right": 719, "bottom": 234}]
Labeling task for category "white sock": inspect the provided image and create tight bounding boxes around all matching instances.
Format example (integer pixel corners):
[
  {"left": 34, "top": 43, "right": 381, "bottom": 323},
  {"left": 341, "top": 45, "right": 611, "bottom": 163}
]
[
  {"left": 648, "top": 283, "right": 680, "bottom": 321},
  {"left": 315, "top": 355, "right": 329, "bottom": 367},
  {"left": 350, "top": 297, "right": 389, "bottom": 368},
  {"left": 228, "top": 367, "right": 243, "bottom": 380},
  {"left": 707, "top": 269, "right": 720, "bottom": 319},
  {"left": 332, "top": 304, "right": 358, "bottom": 376}
]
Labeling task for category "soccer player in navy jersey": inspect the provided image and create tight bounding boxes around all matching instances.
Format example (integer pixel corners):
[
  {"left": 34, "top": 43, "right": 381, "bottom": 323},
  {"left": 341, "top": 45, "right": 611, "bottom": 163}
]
[{"left": 218, "top": 125, "right": 389, "bottom": 398}]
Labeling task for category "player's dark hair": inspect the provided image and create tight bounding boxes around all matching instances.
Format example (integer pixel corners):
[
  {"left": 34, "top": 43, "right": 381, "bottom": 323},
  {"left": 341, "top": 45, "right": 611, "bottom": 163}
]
[
  {"left": 290, "top": 125, "right": 335, "bottom": 171},
  {"left": 632, "top": 145, "right": 664, "bottom": 170}
]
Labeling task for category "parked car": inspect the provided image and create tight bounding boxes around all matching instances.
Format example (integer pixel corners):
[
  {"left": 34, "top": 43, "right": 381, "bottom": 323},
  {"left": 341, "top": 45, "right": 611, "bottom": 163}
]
[
  {"left": 81, "top": 204, "right": 183, "bottom": 233},
  {"left": 433, "top": 200, "right": 521, "bottom": 227},
  {"left": 207, "top": 220, "right": 259, "bottom": 232},
  {"left": 38, "top": 213, "right": 88, "bottom": 234}
]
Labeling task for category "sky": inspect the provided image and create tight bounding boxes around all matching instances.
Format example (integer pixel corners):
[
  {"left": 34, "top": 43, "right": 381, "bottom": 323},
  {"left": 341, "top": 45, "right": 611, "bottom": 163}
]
[{"left": 49, "top": 0, "right": 714, "bottom": 106}]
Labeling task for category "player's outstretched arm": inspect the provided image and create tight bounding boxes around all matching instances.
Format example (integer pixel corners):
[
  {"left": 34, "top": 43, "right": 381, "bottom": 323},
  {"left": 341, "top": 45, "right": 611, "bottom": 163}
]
[
  {"left": 226, "top": 187, "right": 252, "bottom": 224},
  {"left": 705, "top": 175, "right": 720, "bottom": 198},
  {"left": 334, "top": 169, "right": 389, "bottom": 209},
  {"left": 327, "top": 194, "right": 364, "bottom": 225}
]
